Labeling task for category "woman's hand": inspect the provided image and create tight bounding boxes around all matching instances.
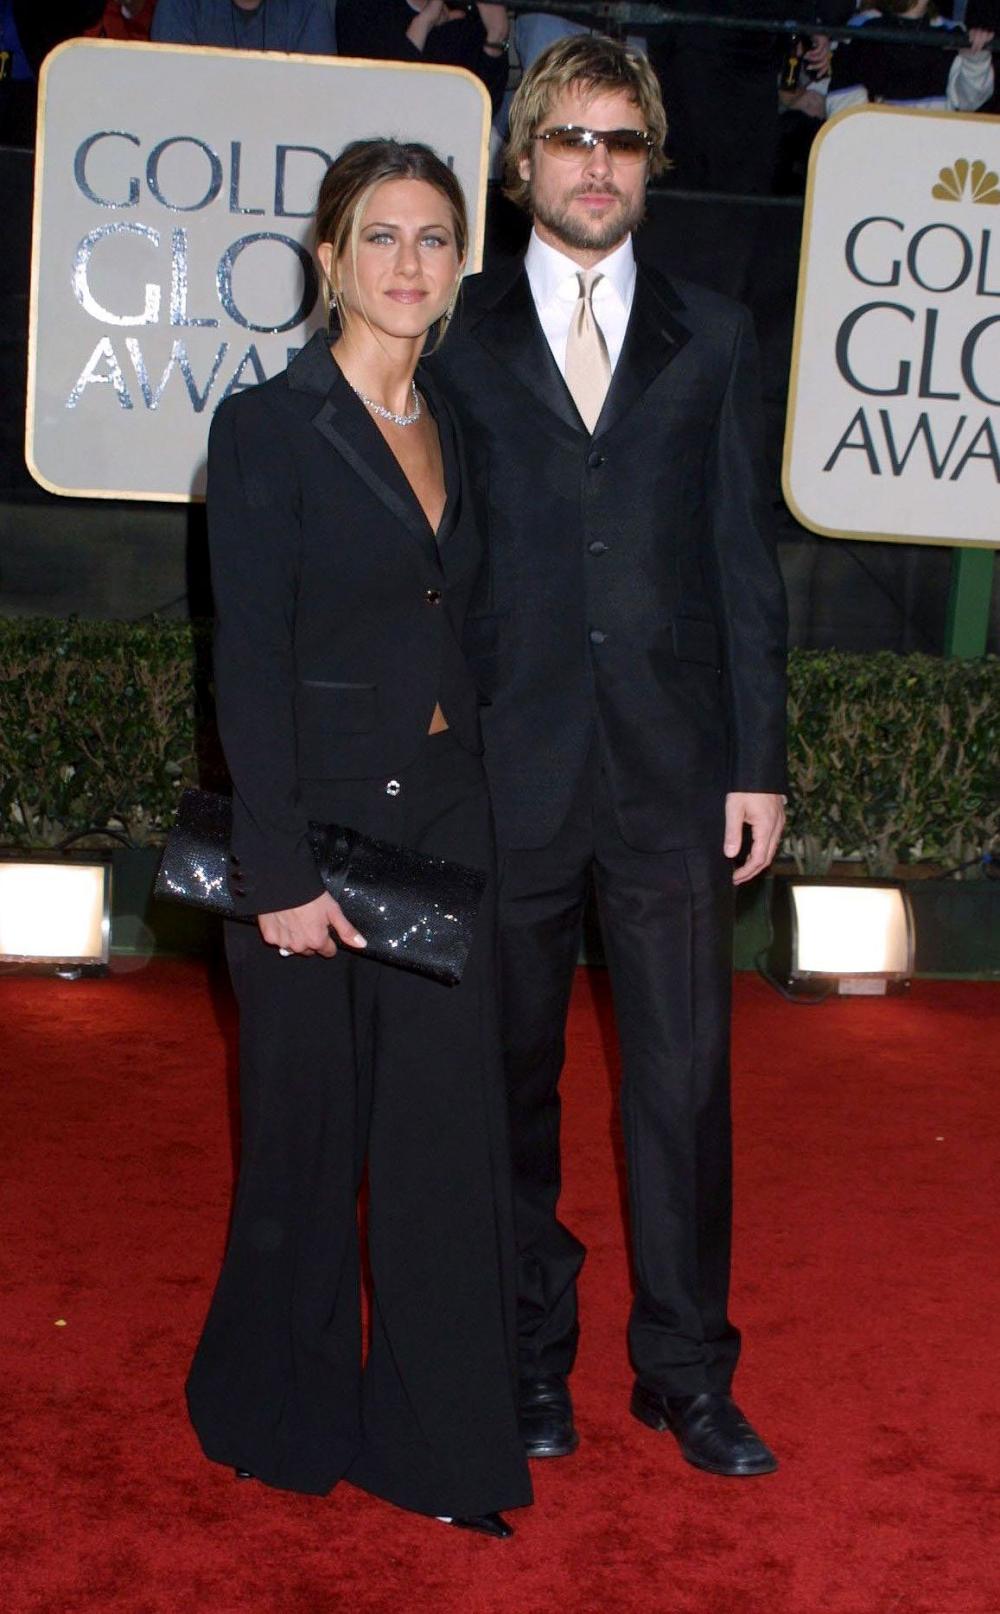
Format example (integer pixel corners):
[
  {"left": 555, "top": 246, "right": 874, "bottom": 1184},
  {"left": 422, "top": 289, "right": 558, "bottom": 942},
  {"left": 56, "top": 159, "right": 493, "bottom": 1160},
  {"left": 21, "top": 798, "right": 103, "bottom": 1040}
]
[
  {"left": 476, "top": 3, "right": 510, "bottom": 45},
  {"left": 961, "top": 28, "right": 995, "bottom": 55},
  {"left": 406, "top": 0, "right": 468, "bottom": 50},
  {"left": 258, "top": 891, "right": 366, "bottom": 958}
]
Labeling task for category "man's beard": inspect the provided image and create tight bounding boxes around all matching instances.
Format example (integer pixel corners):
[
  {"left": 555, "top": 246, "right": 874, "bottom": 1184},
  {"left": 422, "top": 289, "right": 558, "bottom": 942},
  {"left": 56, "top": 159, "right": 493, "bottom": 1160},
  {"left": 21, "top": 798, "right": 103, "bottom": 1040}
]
[{"left": 531, "top": 181, "right": 645, "bottom": 253}]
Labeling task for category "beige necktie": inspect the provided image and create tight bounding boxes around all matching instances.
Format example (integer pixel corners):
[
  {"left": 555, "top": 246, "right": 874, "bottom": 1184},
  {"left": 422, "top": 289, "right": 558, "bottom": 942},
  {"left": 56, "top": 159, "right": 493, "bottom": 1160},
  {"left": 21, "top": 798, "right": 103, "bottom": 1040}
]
[{"left": 564, "top": 269, "right": 612, "bottom": 434}]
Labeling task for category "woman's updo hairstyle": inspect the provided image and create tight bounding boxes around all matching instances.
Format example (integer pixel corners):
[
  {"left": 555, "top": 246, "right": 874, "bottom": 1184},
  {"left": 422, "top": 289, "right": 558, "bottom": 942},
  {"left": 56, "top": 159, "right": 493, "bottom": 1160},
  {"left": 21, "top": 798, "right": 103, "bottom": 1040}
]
[{"left": 315, "top": 138, "right": 469, "bottom": 344}]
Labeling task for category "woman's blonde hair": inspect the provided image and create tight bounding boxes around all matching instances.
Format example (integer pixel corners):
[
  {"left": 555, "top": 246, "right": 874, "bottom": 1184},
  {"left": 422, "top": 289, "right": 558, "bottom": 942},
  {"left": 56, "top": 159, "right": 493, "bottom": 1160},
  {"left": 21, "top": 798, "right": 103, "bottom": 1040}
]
[
  {"left": 314, "top": 138, "right": 468, "bottom": 346},
  {"left": 504, "top": 34, "right": 669, "bottom": 211}
]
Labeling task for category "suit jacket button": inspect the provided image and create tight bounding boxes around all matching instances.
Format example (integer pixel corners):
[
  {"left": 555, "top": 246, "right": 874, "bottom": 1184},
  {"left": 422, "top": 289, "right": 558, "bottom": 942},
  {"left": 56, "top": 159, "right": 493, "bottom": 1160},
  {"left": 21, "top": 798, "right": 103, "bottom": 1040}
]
[
  {"left": 424, "top": 588, "right": 443, "bottom": 605},
  {"left": 589, "top": 628, "right": 606, "bottom": 645},
  {"left": 386, "top": 779, "right": 401, "bottom": 796},
  {"left": 588, "top": 540, "right": 608, "bottom": 555},
  {"left": 587, "top": 451, "right": 606, "bottom": 469}
]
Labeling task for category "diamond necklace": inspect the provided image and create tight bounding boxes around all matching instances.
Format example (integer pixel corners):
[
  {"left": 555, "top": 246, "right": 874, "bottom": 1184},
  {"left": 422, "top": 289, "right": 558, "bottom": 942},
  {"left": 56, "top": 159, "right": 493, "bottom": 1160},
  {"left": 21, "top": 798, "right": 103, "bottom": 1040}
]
[{"left": 348, "top": 377, "right": 421, "bottom": 428}]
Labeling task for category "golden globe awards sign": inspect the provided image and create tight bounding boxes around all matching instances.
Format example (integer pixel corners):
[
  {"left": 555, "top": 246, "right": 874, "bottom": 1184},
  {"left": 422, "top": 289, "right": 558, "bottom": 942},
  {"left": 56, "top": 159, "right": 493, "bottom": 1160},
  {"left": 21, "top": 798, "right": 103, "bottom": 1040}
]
[
  {"left": 26, "top": 40, "right": 489, "bottom": 501},
  {"left": 784, "top": 105, "right": 1000, "bottom": 548}
]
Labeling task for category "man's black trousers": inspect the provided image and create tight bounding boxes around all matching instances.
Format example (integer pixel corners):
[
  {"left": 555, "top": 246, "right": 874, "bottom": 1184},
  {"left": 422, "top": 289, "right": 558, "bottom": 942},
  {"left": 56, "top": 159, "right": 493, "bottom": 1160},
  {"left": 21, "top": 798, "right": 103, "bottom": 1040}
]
[{"left": 499, "top": 745, "right": 742, "bottom": 1397}]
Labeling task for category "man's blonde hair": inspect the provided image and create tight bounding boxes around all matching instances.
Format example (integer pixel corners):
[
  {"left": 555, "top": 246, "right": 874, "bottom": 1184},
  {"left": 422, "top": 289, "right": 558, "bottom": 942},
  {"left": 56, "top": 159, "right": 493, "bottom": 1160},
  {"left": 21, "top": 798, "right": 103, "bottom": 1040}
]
[{"left": 504, "top": 34, "right": 669, "bottom": 211}]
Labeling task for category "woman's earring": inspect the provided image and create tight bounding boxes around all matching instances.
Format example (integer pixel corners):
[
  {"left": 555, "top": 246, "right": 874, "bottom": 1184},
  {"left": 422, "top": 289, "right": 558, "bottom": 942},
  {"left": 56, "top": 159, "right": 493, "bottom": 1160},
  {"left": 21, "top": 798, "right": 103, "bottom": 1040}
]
[{"left": 329, "top": 288, "right": 338, "bottom": 312}]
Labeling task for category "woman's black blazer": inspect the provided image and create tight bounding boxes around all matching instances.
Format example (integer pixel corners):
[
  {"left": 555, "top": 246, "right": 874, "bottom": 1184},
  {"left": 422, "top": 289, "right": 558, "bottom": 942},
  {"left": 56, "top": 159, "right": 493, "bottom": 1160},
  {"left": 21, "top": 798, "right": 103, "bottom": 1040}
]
[{"left": 207, "top": 330, "right": 482, "bottom": 916}]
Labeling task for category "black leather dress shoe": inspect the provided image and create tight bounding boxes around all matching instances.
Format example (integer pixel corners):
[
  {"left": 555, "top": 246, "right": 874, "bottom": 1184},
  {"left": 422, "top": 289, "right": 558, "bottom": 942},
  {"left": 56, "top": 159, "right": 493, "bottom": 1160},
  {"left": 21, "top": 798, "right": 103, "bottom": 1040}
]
[
  {"left": 518, "top": 1374, "right": 579, "bottom": 1458},
  {"left": 439, "top": 1513, "right": 514, "bottom": 1539},
  {"left": 630, "top": 1386, "right": 778, "bottom": 1476}
]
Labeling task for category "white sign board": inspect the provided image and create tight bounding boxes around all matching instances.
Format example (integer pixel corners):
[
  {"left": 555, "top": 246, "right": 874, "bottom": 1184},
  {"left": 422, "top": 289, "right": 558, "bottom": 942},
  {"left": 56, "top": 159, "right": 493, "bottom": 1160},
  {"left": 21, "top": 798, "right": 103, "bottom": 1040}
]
[
  {"left": 26, "top": 40, "right": 490, "bottom": 501},
  {"left": 783, "top": 105, "right": 1000, "bottom": 548}
]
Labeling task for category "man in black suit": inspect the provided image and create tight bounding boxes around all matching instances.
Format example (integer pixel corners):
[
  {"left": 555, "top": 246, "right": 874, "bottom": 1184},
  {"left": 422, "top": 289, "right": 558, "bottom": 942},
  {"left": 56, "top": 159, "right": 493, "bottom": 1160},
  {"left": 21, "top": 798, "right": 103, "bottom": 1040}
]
[{"left": 432, "top": 34, "right": 787, "bottom": 1477}]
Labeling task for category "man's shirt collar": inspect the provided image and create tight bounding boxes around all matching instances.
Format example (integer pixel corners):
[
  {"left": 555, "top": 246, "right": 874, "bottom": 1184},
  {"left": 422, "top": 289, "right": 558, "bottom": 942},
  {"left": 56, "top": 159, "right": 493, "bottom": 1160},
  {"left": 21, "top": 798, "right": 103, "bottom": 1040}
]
[{"left": 525, "top": 229, "right": 637, "bottom": 311}]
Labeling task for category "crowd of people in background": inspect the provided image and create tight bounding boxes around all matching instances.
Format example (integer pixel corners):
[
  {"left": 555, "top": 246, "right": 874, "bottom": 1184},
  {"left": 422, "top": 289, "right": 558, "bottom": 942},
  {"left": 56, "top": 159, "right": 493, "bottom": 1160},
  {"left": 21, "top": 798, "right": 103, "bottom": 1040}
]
[{"left": 0, "top": 0, "right": 996, "bottom": 192}]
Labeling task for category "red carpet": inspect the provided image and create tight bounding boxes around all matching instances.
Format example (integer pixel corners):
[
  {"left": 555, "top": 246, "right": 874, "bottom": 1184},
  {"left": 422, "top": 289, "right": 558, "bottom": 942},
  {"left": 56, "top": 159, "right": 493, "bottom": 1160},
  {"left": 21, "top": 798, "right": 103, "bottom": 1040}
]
[{"left": 2, "top": 961, "right": 999, "bottom": 1614}]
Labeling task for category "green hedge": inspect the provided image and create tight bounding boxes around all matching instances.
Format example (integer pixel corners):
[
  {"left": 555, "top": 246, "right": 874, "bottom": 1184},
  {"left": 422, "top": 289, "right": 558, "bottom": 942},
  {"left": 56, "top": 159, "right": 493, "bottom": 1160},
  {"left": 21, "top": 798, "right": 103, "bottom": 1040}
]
[
  {"left": 0, "top": 619, "right": 219, "bottom": 850},
  {"left": 788, "top": 651, "right": 999, "bottom": 875},
  {"left": 1, "top": 620, "right": 997, "bottom": 875}
]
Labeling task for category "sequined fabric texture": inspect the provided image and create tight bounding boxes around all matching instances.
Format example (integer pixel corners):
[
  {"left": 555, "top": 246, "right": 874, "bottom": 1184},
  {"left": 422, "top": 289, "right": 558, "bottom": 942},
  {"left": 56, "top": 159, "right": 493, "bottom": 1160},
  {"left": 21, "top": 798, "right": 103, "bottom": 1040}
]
[
  {"left": 307, "top": 822, "right": 486, "bottom": 987},
  {"left": 155, "top": 788, "right": 487, "bottom": 985}
]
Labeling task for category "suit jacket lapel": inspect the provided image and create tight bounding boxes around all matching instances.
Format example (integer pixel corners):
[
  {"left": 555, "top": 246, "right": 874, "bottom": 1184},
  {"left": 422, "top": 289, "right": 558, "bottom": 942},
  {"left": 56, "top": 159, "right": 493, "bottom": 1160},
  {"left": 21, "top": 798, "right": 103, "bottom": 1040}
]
[
  {"left": 594, "top": 263, "right": 692, "bottom": 439},
  {"left": 467, "top": 261, "right": 693, "bottom": 444},
  {"left": 419, "top": 365, "right": 461, "bottom": 548},
  {"left": 291, "top": 333, "right": 443, "bottom": 574},
  {"left": 470, "top": 268, "right": 585, "bottom": 443}
]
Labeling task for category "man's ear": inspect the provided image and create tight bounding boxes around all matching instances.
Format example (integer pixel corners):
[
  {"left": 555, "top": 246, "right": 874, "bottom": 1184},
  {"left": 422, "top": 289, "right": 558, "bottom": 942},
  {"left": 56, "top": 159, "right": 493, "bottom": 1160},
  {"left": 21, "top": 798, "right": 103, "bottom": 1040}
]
[{"left": 517, "top": 153, "right": 532, "bottom": 184}]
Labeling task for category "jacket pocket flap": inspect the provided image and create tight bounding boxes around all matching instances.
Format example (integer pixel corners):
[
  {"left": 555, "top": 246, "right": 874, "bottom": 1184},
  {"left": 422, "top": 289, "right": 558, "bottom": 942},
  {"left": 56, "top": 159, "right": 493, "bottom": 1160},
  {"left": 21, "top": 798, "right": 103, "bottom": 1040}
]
[
  {"left": 296, "top": 681, "right": 378, "bottom": 738},
  {"left": 463, "top": 612, "right": 508, "bottom": 656},
  {"left": 672, "top": 618, "right": 721, "bottom": 668}
]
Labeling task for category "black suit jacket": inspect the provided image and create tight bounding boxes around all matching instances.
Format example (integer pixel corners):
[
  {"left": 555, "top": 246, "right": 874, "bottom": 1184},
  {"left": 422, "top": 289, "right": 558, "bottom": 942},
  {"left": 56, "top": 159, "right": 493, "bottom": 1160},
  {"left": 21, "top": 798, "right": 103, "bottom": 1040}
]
[
  {"left": 207, "top": 331, "right": 482, "bottom": 913},
  {"left": 429, "top": 257, "right": 788, "bottom": 853}
]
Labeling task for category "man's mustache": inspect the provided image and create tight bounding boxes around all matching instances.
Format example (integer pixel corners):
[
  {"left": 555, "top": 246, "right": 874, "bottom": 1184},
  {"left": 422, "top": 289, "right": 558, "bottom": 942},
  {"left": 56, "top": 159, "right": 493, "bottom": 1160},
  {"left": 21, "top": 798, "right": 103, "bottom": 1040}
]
[{"left": 570, "top": 183, "right": 626, "bottom": 202}]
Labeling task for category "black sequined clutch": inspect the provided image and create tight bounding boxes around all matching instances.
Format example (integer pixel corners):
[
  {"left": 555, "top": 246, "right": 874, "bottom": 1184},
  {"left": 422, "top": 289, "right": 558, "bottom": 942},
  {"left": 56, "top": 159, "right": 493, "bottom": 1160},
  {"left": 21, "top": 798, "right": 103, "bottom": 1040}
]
[{"left": 154, "top": 787, "right": 487, "bottom": 986}]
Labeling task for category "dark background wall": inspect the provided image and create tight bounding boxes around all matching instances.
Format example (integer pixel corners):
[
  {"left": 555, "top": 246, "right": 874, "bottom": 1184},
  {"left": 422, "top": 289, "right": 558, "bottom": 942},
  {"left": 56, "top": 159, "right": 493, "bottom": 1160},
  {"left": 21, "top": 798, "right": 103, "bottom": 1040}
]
[{"left": 1, "top": 145, "right": 995, "bottom": 652}]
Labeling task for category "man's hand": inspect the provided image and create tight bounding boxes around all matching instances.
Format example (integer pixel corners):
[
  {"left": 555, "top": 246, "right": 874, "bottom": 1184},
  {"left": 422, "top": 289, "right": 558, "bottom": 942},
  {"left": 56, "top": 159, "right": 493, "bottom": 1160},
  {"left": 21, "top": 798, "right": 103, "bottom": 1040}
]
[
  {"left": 804, "top": 33, "right": 831, "bottom": 77},
  {"left": 780, "top": 86, "right": 826, "bottom": 118},
  {"left": 723, "top": 792, "right": 785, "bottom": 886},
  {"left": 258, "top": 890, "right": 366, "bottom": 957}
]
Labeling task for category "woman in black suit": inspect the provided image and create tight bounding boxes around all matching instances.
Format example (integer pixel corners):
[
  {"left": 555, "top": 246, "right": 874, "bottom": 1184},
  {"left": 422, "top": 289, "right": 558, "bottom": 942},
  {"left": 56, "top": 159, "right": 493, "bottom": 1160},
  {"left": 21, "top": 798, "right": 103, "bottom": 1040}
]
[{"left": 185, "top": 139, "right": 531, "bottom": 1539}]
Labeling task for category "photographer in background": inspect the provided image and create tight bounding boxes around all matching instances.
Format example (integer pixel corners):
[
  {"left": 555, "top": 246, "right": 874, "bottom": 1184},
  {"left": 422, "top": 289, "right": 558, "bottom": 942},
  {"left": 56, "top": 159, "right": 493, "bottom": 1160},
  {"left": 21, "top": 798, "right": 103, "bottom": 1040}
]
[
  {"left": 651, "top": 0, "right": 854, "bottom": 196},
  {"left": 151, "top": 0, "right": 337, "bottom": 53},
  {"left": 828, "top": 0, "right": 995, "bottom": 114},
  {"left": 335, "top": 0, "right": 510, "bottom": 114},
  {"left": 964, "top": 0, "right": 1000, "bottom": 108},
  {"left": 774, "top": 21, "right": 840, "bottom": 193}
]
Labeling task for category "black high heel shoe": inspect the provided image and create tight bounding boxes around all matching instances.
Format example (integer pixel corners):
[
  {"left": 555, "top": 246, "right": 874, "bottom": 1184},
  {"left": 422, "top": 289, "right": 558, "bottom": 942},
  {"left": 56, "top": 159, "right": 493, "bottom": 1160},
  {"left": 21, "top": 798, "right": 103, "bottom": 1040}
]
[{"left": 437, "top": 1513, "right": 513, "bottom": 1540}]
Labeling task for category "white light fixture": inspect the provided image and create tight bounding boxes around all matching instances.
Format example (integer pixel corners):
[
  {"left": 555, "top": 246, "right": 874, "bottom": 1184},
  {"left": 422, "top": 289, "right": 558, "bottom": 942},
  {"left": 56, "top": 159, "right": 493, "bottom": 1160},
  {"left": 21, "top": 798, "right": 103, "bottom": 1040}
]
[
  {"left": 0, "top": 859, "right": 111, "bottom": 969},
  {"left": 786, "top": 878, "right": 915, "bottom": 996}
]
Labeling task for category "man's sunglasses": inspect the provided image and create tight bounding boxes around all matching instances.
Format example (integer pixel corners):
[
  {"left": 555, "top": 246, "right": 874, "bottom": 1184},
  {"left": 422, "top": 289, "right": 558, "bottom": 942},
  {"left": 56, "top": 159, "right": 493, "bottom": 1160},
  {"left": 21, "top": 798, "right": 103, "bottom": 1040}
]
[{"left": 534, "top": 126, "right": 655, "bottom": 163}]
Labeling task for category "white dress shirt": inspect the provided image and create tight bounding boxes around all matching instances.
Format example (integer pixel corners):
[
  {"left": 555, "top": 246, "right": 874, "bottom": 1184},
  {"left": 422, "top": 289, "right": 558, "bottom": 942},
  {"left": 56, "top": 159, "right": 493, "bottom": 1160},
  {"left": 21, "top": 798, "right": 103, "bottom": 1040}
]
[{"left": 524, "top": 230, "right": 637, "bottom": 379}]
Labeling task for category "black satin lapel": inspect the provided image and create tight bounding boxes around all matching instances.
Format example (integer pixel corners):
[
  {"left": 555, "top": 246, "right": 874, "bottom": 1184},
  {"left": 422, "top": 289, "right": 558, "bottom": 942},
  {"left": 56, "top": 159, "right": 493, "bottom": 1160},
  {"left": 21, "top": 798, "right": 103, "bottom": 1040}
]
[
  {"left": 311, "top": 395, "right": 442, "bottom": 573},
  {"left": 595, "top": 270, "right": 692, "bottom": 438},
  {"left": 419, "top": 369, "right": 461, "bottom": 546},
  {"left": 473, "top": 271, "right": 586, "bottom": 443}
]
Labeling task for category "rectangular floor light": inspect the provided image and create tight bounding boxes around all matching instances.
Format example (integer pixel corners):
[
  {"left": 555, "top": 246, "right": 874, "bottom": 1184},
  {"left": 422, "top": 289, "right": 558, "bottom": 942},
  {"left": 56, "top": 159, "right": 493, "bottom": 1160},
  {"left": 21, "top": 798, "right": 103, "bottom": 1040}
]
[
  {"left": 0, "top": 859, "right": 111, "bottom": 969},
  {"left": 771, "top": 877, "right": 915, "bottom": 998}
]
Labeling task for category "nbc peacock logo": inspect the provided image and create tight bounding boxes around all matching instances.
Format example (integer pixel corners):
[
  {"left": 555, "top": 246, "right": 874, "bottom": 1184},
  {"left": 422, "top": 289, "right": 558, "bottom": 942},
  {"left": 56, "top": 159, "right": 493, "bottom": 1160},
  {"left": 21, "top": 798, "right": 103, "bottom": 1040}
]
[{"left": 931, "top": 159, "right": 1000, "bottom": 205}]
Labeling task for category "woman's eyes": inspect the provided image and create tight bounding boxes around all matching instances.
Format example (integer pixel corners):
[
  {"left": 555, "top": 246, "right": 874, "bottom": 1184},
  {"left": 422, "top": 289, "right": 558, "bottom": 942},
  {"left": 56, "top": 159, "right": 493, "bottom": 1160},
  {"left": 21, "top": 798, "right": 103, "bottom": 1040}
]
[{"left": 363, "top": 232, "right": 451, "bottom": 248}]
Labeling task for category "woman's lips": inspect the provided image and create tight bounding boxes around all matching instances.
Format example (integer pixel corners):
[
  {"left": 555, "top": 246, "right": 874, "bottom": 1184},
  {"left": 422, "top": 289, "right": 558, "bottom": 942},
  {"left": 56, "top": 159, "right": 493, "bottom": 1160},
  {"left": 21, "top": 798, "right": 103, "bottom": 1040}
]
[{"left": 385, "top": 289, "right": 428, "bottom": 303}]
